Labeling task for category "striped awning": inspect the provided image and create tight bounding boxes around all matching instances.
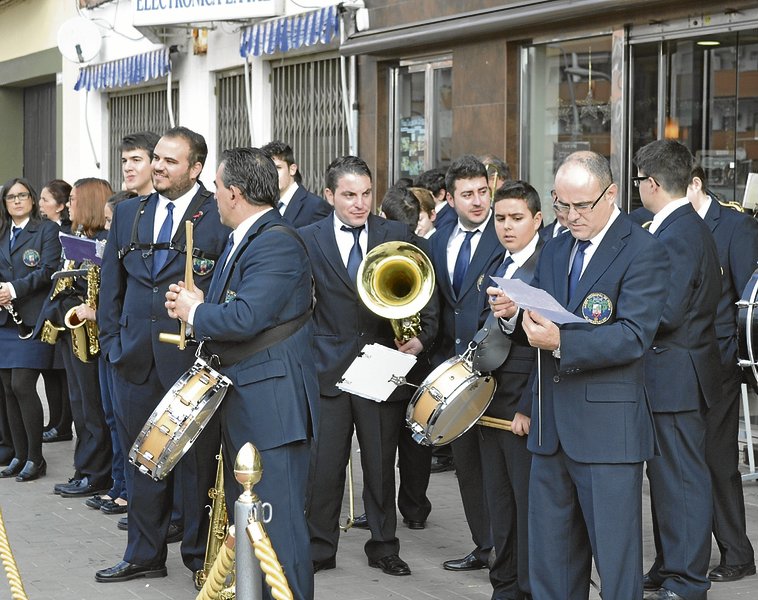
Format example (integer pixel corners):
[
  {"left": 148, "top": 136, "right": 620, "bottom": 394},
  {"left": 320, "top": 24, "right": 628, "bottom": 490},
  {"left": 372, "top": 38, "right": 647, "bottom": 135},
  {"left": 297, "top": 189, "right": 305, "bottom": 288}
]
[
  {"left": 239, "top": 5, "right": 340, "bottom": 58},
  {"left": 74, "top": 48, "right": 170, "bottom": 91}
]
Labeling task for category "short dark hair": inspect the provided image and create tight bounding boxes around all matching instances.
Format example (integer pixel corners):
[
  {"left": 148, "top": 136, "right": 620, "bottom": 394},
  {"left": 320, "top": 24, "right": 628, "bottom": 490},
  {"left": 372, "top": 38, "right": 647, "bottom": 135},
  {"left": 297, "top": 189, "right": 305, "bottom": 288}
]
[
  {"left": 414, "top": 168, "right": 447, "bottom": 196},
  {"left": 380, "top": 186, "right": 420, "bottom": 229},
  {"left": 325, "top": 156, "right": 372, "bottom": 192},
  {"left": 119, "top": 131, "right": 160, "bottom": 159},
  {"left": 220, "top": 147, "right": 280, "bottom": 208},
  {"left": 691, "top": 164, "right": 708, "bottom": 190},
  {"left": 559, "top": 151, "right": 613, "bottom": 190},
  {"left": 107, "top": 190, "right": 138, "bottom": 209},
  {"left": 260, "top": 140, "right": 295, "bottom": 166},
  {"left": 634, "top": 139, "right": 693, "bottom": 197},
  {"left": 445, "top": 155, "right": 487, "bottom": 196},
  {"left": 494, "top": 180, "right": 542, "bottom": 216},
  {"left": 479, "top": 154, "right": 511, "bottom": 183},
  {"left": 163, "top": 126, "right": 208, "bottom": 168}
]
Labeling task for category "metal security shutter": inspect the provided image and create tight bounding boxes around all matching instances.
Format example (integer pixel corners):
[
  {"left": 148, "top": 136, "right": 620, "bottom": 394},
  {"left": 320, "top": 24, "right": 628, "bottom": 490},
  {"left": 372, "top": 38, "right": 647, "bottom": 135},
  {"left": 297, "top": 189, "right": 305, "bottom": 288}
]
[
  {"left": 271, "top": 56, "right": 347, "bottom": 193},
  {"left": 23, "top": 82, "right": 56, "bottom": 192},
  {"left": 108, "top": 86, "right": 178, "bottom": 191},
  {"left": 217, "top": 69, "right": 249, "bottom": 157}
]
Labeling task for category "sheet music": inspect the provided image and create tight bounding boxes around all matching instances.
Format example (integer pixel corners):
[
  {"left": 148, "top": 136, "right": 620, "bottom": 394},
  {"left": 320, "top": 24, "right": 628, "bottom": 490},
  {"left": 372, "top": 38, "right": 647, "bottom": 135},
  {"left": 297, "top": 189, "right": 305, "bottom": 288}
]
[
  {"left": 490, "top": 276, "right": 585, "bottom": 325},
  {"left": 337, "top": 343, "right": 417, "bottom": 402},
  {"left": 59, "top": 232, "right": 105, "bottom": 266}
]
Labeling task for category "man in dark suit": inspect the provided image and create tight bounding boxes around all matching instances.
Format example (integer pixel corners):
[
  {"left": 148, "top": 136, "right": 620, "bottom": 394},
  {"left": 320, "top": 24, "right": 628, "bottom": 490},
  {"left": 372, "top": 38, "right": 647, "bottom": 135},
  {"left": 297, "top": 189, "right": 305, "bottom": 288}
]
[
  {"left": 477, "top": 180, "right": 542, "bottom": 600},
  {"left": 415, "top": 167, "right": 455, "bottom": 234},
  {"left": 300, "top": 156, "right": 437, "bottom": 577},
  {"left": 166, "top": 147, "right": 319, "bottom": 600},
  {"left": 635, "top": 140, "right": 721, "bottom": 600},
  {"left": 261, "top": 140, "right": 332, "bottom": 227},
  {"left": 538, "top": 209, "right": 569, "bottom": 242},
  {"left": 97, "top": 127, "right": 230, "bottom": 584},
  {"left": 430, "top": 155, "right": 503, "bottom": 571},
  {"left": 688, "top": 166, "right": 758, "bottom": 583},
  {"left": 489, "top": 151, "right": 669, "bottom": 600}
]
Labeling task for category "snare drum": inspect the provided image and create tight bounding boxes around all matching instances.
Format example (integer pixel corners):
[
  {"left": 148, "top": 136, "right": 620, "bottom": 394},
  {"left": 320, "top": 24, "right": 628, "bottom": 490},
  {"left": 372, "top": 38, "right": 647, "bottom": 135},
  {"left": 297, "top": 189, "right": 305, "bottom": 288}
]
[
  {"left": 130, "top": 358, "right": 232, "bottom": 480},
  {"left": 406, "top": 355, "right": 495, "bottom": 446},
  {"left": 738, "top": 267, "right": 758, "bottom": 390}
]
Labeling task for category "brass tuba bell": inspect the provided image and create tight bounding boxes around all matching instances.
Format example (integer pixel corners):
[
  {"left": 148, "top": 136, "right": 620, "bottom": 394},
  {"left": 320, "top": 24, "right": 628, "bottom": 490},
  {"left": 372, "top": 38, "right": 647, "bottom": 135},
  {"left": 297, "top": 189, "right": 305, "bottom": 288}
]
[{"left": 357, "top": 241, "right": 435, "bottom": 342}]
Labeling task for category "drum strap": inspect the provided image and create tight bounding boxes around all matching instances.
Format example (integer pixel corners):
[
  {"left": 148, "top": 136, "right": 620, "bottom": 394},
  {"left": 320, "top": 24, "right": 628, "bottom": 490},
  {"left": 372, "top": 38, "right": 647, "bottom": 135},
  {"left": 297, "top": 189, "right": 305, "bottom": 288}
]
[{"left": 202, "top": 225, "right": 315, "bottom": 367}]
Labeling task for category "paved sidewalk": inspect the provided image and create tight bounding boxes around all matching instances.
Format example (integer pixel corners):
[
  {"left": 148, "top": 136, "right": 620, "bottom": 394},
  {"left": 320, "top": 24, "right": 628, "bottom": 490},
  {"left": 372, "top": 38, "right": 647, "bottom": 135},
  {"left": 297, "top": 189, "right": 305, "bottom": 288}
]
[{"left": 1, "top": 435, "right": 757, "bottom": 599}]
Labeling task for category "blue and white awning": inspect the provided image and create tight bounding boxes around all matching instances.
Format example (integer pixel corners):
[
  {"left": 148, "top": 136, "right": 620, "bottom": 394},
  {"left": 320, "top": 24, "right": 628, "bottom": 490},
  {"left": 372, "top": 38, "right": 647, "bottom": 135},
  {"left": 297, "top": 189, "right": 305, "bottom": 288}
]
[
  {"left": 74, "top": 48, "right": 171, "bottom": 91},
  {"left": 239, "top": 5, "right": 340, "bottom": 58}
]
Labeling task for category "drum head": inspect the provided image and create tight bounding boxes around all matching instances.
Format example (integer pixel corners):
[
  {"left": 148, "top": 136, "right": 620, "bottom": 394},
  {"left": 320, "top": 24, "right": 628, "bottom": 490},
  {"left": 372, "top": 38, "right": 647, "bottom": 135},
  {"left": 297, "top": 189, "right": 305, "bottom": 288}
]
[{"left": 427, "top": 374, "right": 495, "bottom": 445}]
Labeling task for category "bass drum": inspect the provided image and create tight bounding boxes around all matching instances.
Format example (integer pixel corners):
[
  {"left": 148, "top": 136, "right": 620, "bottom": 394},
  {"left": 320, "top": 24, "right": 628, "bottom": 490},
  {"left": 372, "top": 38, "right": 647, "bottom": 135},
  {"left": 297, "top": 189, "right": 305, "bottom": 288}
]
[
  {"left": 738, "top": 266, "right": 758, "bottom": 391},
  {"left": 406, "top": 355, "right": 495, "bottom": 447},
  {"left": 130, "top": 358, "right": 232, "bottom": 481}
]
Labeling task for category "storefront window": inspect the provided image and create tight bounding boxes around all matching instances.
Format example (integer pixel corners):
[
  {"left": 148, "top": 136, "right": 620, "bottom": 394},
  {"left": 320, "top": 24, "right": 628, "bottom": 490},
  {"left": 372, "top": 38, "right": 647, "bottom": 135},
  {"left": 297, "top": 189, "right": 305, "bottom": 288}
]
[
  {"left": 630, "top": 31, "right": 758, "bottom": 206},
  {"left": 522, "top": 36, "right": 613, "bottom": 216},
  {"left": 390, "top": 58, "right": 452, "bottom": 182}
]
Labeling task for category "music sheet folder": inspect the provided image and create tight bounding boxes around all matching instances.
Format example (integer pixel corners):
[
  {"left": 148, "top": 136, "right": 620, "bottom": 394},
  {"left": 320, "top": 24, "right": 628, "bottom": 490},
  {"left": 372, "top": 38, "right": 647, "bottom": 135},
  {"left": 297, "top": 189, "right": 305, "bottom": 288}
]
[{"left": 337, "top": 343, "right": 417, "bottom": 402}]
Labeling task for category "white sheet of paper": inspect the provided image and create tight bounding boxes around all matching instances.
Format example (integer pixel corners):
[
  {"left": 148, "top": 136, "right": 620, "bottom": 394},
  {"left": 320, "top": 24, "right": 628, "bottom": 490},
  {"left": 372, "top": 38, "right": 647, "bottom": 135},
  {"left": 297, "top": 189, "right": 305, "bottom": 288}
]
[
  {"left": 337, "top": 343, "right": 417, "bottom": 402},
  {"left": 490, "top": 276, "right": 585, "bottom": 325}
]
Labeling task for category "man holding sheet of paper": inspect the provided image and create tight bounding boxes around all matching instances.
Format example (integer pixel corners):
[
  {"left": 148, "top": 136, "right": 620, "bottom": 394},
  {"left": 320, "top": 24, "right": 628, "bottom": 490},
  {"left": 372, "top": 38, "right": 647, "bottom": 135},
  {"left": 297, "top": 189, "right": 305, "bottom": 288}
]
[{"left": 487, "top": 151, "right": 669, "bottom": 600}]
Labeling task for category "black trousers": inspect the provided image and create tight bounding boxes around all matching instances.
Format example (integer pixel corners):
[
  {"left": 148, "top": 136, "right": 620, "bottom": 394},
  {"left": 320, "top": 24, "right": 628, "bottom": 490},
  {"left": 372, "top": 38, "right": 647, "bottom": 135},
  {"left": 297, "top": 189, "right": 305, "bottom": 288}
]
[
  {"left": 705, "top": 368, "right": 755, "bottom": 566},
  {"left": 307, "top": 392, "right": 404, "bottom": 562}
]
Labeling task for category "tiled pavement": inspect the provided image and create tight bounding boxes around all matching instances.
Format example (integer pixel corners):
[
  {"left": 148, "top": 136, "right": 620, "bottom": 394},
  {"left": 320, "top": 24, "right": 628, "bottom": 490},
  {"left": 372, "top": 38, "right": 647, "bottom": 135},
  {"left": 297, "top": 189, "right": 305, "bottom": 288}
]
[{"left": 1, "top": 435, "right": 758, "bottom": 599}]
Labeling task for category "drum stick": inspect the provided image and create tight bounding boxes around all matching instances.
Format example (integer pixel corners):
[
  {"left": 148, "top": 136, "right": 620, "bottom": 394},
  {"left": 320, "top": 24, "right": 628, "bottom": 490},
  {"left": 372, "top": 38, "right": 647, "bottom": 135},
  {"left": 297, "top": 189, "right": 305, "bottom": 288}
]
[
  {"left": 476, "top": 415, "right": 512, "bottom": 432},
  {"left": 178, "top": 221, "right": 195, "bottom": 350}
]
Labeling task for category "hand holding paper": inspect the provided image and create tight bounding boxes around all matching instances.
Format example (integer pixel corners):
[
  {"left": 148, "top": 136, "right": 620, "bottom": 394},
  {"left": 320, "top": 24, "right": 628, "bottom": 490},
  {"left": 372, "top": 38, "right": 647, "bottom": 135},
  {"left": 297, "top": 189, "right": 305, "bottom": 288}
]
[{"left": 489, "top": 276, "right": 585, "bottom": 325}]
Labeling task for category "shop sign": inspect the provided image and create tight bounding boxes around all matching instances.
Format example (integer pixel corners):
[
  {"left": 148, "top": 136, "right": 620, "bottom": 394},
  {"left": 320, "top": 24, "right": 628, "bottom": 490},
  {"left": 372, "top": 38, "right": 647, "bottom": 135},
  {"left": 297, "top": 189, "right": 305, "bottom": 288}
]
[{"left": 132, "top": 0, "right": 285, "bottom": 27}]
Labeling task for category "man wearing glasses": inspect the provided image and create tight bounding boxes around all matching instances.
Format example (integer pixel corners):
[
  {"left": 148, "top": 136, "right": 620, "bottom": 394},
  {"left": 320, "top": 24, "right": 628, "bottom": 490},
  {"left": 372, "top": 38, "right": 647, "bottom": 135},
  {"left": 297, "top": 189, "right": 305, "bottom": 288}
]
[
  {"left": 635, "top": 139, "right": 721, "bottom": 600},
  {"left": 488, "top": 151, "right": 669, "bottom": 600}
]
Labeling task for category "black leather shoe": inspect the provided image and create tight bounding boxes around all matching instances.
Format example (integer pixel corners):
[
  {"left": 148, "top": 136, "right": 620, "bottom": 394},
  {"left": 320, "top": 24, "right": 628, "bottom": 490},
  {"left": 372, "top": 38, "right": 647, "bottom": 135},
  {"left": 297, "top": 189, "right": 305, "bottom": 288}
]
[
  {"left": 368, "top": 554, "right": 411, "bottom": 576},
  {"left": 85, "top": 495, "right": 107, "bottom": 510},
  {"left": 100, "top": 500, "right": 128, "bottom": 515},
  {"left": 117, "top": 516, "right": 128, "bottom": 531},
  {"left": 167, "top": 521, "right": 183, "bottom": 543},
  {"left": 0, "top": 458, "right": 23, "bottom": 478},
  {"left": 54, "top": 476, "right": 82, "bottom": 495},
  {"left": 42, "top": 427, "right": 73, "bottom": 443},
  {"left": 643, "top": 572, "right": 662, "bottom": 591},
  {"left": 16, "top": 459, "right": 46, "bottom": 482},
  {"left": 708, "top": 562, "right": 756, "bottom": 582},
  {"left": 643, "top": 589, "right": 686, "bottom": 600},
  {"left": 313, "top": 556, "right": 336, "bottom": 573},
  {"left": 95, "top": 560, "right": 167, "bottom": 583},
  {"left": 402, "top": 518, "right": 426, "bottom": 530},
  {"left": 443, "top": 552, "right": 488, "bottom": 571},
  {"left": 352, "top": 513, "right": 369, "bottom": 529},
  {"left": 59, "top": 477, "right": 110, "bottom": 498}
]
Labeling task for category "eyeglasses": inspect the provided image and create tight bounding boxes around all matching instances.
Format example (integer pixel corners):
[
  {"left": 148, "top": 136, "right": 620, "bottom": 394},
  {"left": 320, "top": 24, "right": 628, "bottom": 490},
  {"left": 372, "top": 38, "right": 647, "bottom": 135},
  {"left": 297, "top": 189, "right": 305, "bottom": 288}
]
[
  {"left": 552, "top": 183, "right": 611, "bottom": 215},
  {"left": 631, "top": 175, "right": 659, "bottom": 188},
  {"left": 5, "top": 192, "right": 31, "bottom": 202}
]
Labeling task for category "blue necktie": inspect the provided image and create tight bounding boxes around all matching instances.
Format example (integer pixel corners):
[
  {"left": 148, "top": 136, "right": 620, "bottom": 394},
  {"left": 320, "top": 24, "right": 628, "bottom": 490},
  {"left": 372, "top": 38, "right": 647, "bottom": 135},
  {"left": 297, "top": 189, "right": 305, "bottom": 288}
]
[
  {"left": 341, "top": 225, "right": 364, "bottom": 282},
  {"left": 452, "top": 230, "right": 476, "bottom": 296},
  {"left": 494, "top": 255, "right": 514, "bottom": 279},
  {"left": 9, "top": 226, "right": 21, "bottom": 252},
  {"left": 152, "top": 202, "right": 174, "bottom": 278},
  {"left": 568, "top": 240, "right": 591, "bottom": 298}
]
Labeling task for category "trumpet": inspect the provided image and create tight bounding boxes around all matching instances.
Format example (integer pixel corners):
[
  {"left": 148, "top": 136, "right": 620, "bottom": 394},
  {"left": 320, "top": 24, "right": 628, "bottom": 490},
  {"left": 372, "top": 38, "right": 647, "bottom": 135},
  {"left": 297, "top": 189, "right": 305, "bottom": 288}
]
[{"left": 357, "top": 241, "right": 435, "bottom": 343}]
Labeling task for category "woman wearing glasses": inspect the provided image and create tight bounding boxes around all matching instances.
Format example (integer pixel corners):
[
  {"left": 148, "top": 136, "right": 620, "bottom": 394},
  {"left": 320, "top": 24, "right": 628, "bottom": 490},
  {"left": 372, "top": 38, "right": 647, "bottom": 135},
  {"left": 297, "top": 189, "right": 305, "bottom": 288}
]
[{"left": 0, "top": 178, "right": 61, "bottom": 481}]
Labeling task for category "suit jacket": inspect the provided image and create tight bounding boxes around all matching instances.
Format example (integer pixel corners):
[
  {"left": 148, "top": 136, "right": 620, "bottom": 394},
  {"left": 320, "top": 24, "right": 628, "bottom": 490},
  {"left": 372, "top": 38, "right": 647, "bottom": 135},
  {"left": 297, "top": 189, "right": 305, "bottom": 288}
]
[
  {"left": 480, "top": 241, "right": 542, "bottom": 420},
  {"left": 0, "top": 218, "right": 60, "bottom": 326},
  {"left": 430, "top": 215, "right": 504, "bottom": 363},
  {"left": 299, "top": 213, "right": 439, "bottom": 397},
  {"left": 538, "top": 221, "right": 567, "bottom": 243},
  {"left": 99, "top": 185, "right": 231, "bottom": 388},
  {"left": 703, "top": 200, "right": 758, "bottom": 366},
  {"left": 523, "top": 214, "right": 669, "bottom": 463},
  {"left": 192, "top": 210, "right": 318, "bottom": 451},
  {"left": 433, "top": 203, "right": 457, "bottom": 231},
  {"left": 282, "top": 185, "right": 332, "bottom": 228},
  {"left": 645, "top": 203, "right": 721, "bottom": 411}
]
